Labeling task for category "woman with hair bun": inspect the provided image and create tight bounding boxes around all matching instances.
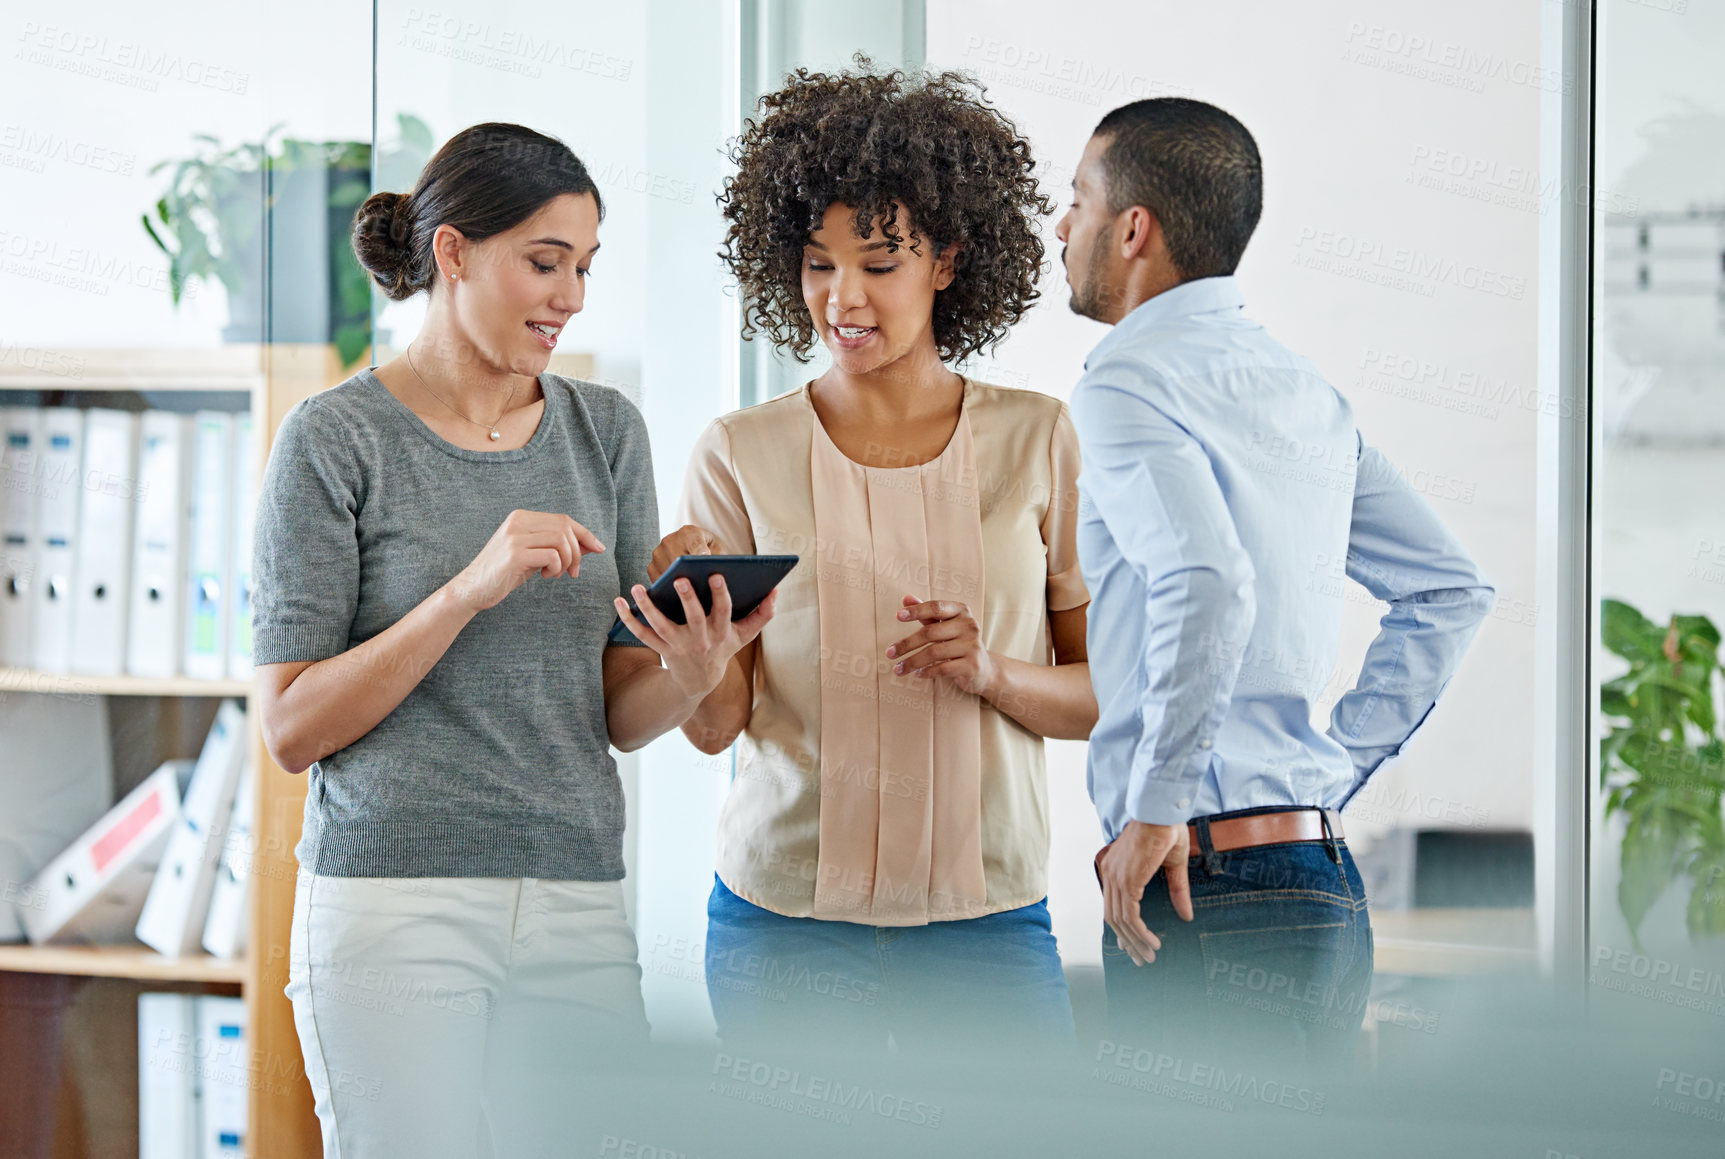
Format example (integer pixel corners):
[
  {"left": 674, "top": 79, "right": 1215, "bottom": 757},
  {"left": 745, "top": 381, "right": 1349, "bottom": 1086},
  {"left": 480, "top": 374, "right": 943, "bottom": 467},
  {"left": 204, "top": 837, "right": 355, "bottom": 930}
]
[
  {"left": 252, "top": 123, "right": 773, "bottom": 1155},
  {"left": 656, "top": 60, "right": 1097, "bottom": 1057}
]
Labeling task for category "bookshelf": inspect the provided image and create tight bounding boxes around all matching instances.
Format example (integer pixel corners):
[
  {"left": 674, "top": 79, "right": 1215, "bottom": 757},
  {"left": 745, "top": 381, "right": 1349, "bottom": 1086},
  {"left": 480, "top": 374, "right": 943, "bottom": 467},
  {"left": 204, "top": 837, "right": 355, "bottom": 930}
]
[
  {"left": 1, "top": 343, "right": 599, "bottom": 1159},
  {"left": 1, "top": 343, "right": 324, "bottom": 1159}
]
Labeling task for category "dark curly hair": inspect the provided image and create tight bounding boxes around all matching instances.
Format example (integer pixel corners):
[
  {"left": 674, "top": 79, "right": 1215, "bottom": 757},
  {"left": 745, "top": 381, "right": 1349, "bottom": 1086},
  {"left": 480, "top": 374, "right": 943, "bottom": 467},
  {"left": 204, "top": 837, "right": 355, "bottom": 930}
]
[{"left": 719, "top": 57, "right": 1054, "bottom": 364}]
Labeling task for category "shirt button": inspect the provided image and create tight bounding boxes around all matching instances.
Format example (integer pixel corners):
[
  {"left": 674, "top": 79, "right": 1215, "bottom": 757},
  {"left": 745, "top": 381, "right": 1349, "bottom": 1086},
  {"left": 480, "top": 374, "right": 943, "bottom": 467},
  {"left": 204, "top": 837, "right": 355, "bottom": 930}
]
[
  {"left": 1198, "top": 739, "right": 1212, "bottom": 750},
  {"left": 1177, "top": 797, "right": 1191, "bottom": 810}
]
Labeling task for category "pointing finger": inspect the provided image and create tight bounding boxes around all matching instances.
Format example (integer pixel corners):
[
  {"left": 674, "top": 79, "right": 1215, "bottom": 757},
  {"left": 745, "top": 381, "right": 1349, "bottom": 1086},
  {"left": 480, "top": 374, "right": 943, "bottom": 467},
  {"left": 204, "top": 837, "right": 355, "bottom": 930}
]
[{"left": 568, "top": 519, "right": 606, "bottom": 555}]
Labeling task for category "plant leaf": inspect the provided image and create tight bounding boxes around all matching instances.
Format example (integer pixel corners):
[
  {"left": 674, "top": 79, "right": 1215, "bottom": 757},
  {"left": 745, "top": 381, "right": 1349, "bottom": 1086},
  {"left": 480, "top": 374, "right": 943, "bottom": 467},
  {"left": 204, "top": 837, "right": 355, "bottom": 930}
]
[
  {"left": 1603, "top": 598, "right": 1664, "bottom": 664},
  {"left": 140, "top": 214, "right": 169, "bottom": 256},
  {"left": 1671, "top": 614, "right": 1723, "bottom": 652},
  {"left": 1600, "top": 684, "right": 1634, "bottom": 719},
  {"left": 398, "top": 112, "right": 434, "bottom": 154},
  {"left": 333, "top": 321, "right": 370, "bottom": 368},
  {"left": 1620, "top": 808, "right": 1683, "bottom": 945}
]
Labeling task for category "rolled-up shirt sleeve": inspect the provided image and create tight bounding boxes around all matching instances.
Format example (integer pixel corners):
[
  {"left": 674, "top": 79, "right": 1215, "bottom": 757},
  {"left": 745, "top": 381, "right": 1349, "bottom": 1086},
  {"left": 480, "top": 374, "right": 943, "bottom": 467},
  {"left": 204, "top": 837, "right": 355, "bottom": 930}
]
[
  {"left": 1071, "top": 364, "right": 1257, "bottom": 826},
  {"left": 1329, "top": 436, "right": 1496, "bottom": 799}
]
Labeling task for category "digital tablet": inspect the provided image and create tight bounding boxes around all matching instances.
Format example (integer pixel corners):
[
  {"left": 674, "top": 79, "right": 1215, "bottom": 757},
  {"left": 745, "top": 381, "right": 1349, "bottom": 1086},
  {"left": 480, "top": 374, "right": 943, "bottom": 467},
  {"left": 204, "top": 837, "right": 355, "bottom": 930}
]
[{"left": 607, "top": 554, "right": 799, "bottom": 644}]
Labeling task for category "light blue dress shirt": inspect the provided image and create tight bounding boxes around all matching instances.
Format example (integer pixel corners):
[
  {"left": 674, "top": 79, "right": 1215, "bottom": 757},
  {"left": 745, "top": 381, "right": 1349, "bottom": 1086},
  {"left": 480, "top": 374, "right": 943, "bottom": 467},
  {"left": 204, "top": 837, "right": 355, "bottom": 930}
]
[{"left": 1071, "top": 276, "right": 1495, "bottom": 837}]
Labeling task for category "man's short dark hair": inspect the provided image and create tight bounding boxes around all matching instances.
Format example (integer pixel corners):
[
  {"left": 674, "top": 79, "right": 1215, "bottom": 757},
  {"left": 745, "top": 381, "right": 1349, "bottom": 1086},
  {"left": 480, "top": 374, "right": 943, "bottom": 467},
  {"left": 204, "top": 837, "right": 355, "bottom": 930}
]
[{"left": 1093, "top": 98, "right": 1263, "bottom": 279}]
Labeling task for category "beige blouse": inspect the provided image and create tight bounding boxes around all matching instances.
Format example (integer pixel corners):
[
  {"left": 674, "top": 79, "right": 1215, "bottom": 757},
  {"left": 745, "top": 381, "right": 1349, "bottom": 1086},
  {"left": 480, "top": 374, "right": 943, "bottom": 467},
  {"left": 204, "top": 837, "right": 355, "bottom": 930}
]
[{"left": 678, "top": 378, "right": 1087, "bottom": 926}]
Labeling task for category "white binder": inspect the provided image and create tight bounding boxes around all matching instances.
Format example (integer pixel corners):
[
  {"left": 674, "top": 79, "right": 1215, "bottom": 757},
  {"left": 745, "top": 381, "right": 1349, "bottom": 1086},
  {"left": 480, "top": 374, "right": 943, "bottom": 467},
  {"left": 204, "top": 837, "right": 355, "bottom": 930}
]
[
  {"left": 183, "top": 411, "right": 233, "bottom": 681},
  {"left": 70, "top": 408, "right": 139, "bottom": 676},
  {"left": 0, "top": 408, "right": 40, "bottom": 667},
  {"left": 21, "top": 760, "right": 187, "bottom": 945},
  {"left": 126, "top": 412, "right": 196, "bottom": 678},
  {"left": 136, "top": 699, "right": 247, "bottom": 956},
  {"left": 200, "top": 753, "right": 253, "bottom": 960},
  {"left": 226, "top": 412, "right": 256, "bottom": 680},
  {"left": 196, "top": 995, "right": 248, "bottom": 1159},
  {"left": 138, "top": 992, "right": 199, "bottom": 1159},
  {"left": 31, "top": 407, "right": 82, "bottom": 672}
]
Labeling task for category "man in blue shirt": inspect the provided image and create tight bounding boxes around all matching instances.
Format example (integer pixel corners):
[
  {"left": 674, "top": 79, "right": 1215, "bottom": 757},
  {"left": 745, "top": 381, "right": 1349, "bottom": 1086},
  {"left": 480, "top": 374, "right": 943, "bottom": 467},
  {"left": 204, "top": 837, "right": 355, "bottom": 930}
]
[{"left": 1056, "top": 99, "right": 1494, "bottom": 1058}]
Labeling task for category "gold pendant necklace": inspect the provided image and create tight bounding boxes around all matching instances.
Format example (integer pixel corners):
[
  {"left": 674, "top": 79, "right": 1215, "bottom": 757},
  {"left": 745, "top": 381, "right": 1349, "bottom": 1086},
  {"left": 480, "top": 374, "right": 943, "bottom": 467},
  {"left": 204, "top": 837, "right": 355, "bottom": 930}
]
[{"left": 404, "top": 345, "right": 517, "bottom": 442}]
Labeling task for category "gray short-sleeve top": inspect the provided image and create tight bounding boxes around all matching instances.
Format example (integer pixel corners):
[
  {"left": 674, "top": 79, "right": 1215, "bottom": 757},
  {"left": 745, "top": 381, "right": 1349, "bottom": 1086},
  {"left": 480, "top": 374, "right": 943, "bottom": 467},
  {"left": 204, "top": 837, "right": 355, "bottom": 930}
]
[{"left": 250, "top": 369, "right": 659, "bottom": 879}]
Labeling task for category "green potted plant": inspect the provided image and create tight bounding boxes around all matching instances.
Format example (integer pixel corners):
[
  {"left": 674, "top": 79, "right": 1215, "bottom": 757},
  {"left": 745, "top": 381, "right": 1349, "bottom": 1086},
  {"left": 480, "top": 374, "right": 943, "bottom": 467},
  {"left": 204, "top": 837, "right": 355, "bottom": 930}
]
[
  {"left": 1599, "top": 598, "right": 1725, "bottom": 946},
  {"left": 140, "top": 130, "right": 275, "bottom": 333},
  {"left": 142, "top": 114, "right": 432, "bottom": 368}
]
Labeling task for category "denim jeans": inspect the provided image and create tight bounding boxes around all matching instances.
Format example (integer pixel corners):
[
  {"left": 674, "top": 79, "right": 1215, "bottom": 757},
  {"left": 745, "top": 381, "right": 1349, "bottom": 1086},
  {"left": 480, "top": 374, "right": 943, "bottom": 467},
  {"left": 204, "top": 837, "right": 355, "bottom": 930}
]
[
  {"left": 705, "top": 875, "right": 1075, "bottom": 1059},
  {"left": 1101, "top": 807, "right": 1373, "bottom": 1068}
]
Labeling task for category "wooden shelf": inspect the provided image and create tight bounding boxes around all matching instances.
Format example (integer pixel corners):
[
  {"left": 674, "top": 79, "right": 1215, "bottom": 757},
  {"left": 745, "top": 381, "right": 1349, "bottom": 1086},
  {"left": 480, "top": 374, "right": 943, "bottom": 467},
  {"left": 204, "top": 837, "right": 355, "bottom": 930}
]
[
  {"left": 0, "top": 942, "right": 245, "bottom": 985},
  {"left": 0, "top": 667, "right": 249, "bottom": 698},
  {"left": 0, "top": 345, "right": 592, "bottom": 394},
  {"left": 0, "top": 345, "right": 269, "bottom": 393}
]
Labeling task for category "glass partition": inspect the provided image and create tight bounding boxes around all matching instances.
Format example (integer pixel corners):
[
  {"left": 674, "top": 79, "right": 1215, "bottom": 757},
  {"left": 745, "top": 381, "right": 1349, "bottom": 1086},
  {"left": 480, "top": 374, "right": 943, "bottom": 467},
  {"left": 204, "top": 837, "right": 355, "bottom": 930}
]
[
  {"left": 927, "top": 0, "right": 1564, "bottom": 1024},
  {"left": 375, "top": 0, "right": 1593, "bottom": 1052},
  {"left": 368, "top": 0, "right": 1581, "bottom": 1042},
  {"left": 1590, "top": 0, "right": 1725, "bottom": 988},
  {"left": 0, "top": 2, "right": 369, "bottom": 1154},
  {"left": 373, "top": 0, "right": 931, "bottom": 1043},
  {"left": 16, "top": 0, "right": 1725, "bottom": 1152}
]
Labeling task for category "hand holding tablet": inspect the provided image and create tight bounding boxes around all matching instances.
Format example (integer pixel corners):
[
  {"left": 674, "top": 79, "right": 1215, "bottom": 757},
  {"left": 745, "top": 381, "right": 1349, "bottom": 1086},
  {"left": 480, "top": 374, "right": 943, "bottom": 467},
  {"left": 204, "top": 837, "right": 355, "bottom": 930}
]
[{"left": 608, "top": 554, "right": 798, "bottom": 645}]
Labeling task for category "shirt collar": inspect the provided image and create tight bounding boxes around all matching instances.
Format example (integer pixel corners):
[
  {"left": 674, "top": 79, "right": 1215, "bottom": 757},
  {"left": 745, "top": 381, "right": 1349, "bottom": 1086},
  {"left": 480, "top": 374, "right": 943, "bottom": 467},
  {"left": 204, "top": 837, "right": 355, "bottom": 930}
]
[{"left": 1085, "top": 275, "right": 1247, "bottom": 367}]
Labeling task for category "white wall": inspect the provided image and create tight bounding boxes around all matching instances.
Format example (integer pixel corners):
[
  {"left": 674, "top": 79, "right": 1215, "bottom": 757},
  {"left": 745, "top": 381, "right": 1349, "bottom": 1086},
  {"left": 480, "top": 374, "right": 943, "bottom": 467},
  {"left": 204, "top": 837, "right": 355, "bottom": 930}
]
[
  {"left": 1, "top": 0, "right": 1571, "bottom": 1031},
  {"left": 928, "top": 0, "right": 1546, "bottom": 965},
  {"left": 631, "top": 0, "right": 742, "bottom": 1042},
  {"left": 0, "top": 0, "right": 369, "bottom": 350},
  {"left": 374, "top": 1, "right": 654, "bottom": 392}
]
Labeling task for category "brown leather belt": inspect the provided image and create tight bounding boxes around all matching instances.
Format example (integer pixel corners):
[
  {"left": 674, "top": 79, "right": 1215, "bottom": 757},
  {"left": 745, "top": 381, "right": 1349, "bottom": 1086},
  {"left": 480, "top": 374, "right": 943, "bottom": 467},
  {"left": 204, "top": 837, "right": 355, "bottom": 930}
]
[
  {"left": 1188, "top": 808, "right": 1344, "bottom": 853},
  {"left": 1093, "top": 809, "right": 1345, "bottom": 881}
]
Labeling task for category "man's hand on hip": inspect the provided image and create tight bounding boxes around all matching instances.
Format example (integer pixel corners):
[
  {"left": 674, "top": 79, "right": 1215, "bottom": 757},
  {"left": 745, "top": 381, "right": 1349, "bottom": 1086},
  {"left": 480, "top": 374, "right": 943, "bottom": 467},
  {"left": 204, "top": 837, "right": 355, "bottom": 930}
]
[{"left": 1099, "top": 820, "right": 1195, "bottom": 966}]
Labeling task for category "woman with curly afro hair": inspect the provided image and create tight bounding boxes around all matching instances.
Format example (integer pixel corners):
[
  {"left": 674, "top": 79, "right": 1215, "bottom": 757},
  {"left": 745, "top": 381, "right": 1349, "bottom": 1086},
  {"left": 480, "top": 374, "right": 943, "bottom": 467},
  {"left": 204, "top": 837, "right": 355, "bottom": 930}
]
[{"left": 648, "top": 59, "right": 1098, "bottom": 1058}]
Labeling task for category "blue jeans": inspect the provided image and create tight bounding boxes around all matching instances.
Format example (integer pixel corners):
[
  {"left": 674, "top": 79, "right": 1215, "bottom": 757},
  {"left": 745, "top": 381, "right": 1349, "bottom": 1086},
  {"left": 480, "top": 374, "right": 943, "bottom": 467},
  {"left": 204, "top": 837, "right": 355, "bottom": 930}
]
[
  {"left": 705, "top": 875, "right": 1075, "bottom": 1059},
  {"left": 1101, "top": 808, "right": 1373, "bottom": 1066}
]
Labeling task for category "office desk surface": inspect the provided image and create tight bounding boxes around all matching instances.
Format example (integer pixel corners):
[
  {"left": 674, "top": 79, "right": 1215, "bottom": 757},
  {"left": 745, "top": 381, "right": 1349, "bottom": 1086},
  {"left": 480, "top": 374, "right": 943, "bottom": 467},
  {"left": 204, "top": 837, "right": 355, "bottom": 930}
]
[{"left": 1371, "top": 907, "right": 1537, "bottom": 976}]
